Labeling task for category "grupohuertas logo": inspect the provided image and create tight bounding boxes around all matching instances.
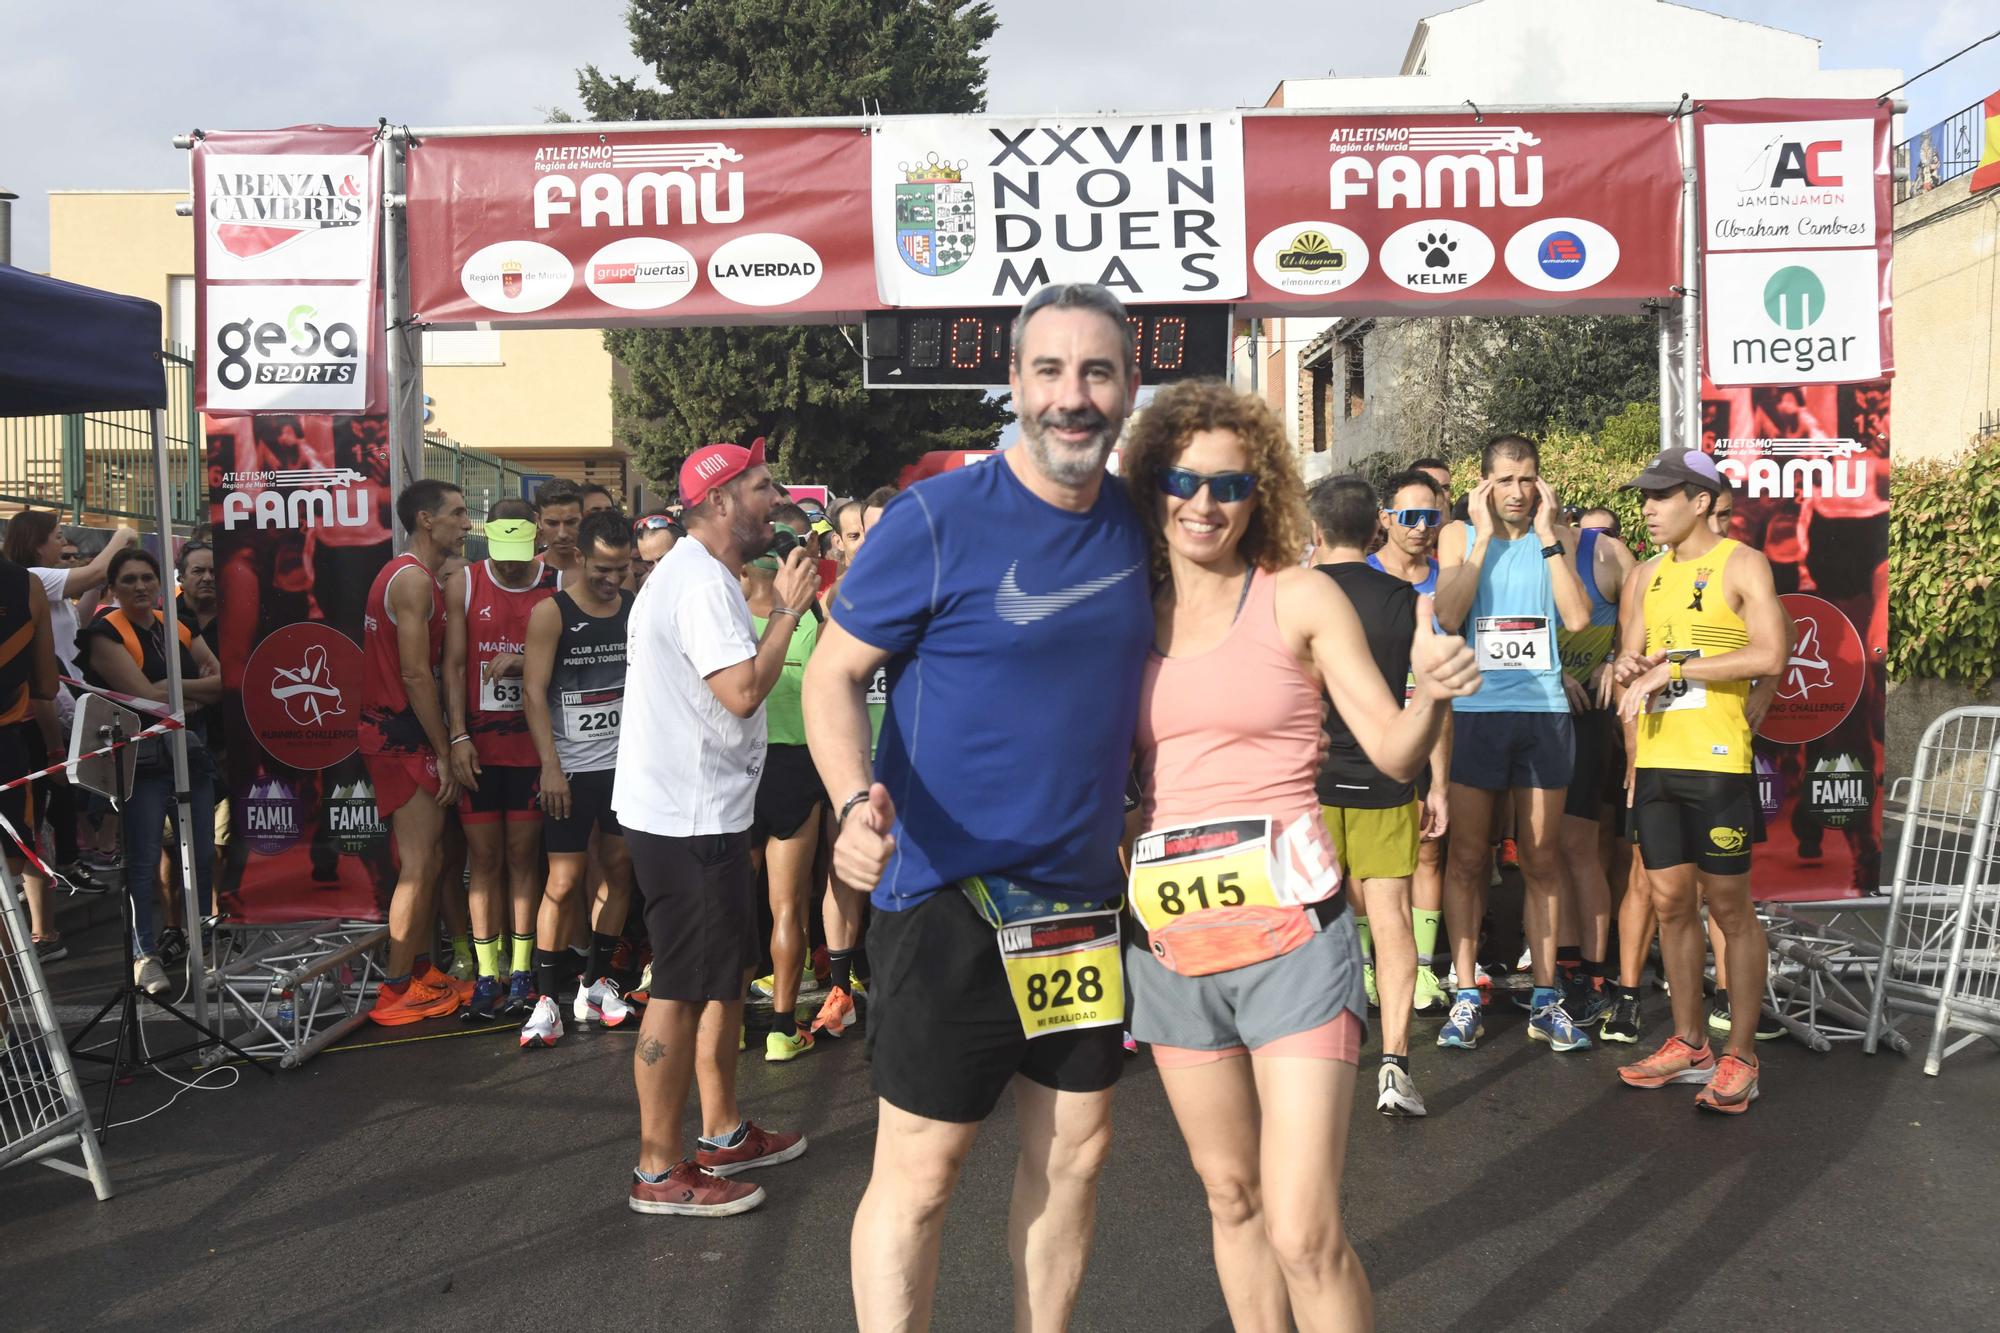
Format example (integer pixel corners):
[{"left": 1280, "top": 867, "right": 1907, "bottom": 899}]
[
  {"left": 894, "top": 153, "right": 975, "bottom": 276},
  {"left": 1763, "top": 265, "right": 1826, "bottom": 330}
]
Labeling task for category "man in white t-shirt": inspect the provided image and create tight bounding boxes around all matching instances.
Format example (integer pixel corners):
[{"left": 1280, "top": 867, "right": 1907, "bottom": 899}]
[{"left": 614, "top": 436, "right": 820, "bottom": 1219}]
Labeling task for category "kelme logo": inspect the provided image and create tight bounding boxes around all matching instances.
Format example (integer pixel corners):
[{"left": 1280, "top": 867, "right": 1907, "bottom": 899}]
[{"left": 1762, "top": 266, "right": 1825, "bottom": 330}]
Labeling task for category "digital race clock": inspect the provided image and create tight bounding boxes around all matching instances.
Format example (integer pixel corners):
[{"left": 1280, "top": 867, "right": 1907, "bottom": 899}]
[{"left": 862, "top": 304, "right": 1231, "bottom": 390}]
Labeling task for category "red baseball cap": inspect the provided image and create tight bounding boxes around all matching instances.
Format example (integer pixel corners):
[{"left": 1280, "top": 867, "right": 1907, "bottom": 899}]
[{"left": 679, "top": 437, "right": 767, "bottom": 507}]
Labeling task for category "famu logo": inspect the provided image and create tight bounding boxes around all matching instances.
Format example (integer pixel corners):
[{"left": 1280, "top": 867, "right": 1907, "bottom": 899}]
[
  {"left": 326, "top": 780, "right": 387, "bottom": 854},
  {"left": 1278, "top": 231, "right": 1345, "bottom": 273},
  {"left": 894, "top": 153, "right": 976, "bottom": 277},
  {"left": 1806, "top": 754, "right": 1870, "bottom": 830},
  {"left": 241, "top": 774, "right": 302, "bottom": 856},
  {"left": 221, "top": 468, "right": 372, "bottom": 531}
]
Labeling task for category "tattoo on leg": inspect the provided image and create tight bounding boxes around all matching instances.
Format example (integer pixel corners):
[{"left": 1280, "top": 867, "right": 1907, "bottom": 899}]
[{"left": 638, "top": 1035, "right": 665, "bottom": 1066}]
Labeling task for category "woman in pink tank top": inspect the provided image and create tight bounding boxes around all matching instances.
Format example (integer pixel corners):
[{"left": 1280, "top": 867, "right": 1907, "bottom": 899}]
[{"left": 1122, "top": 381, "right": 1479, "bottom": 1333}]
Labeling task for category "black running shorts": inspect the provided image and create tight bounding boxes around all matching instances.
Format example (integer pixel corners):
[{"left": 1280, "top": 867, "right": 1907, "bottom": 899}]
[
  {"left": 752, "top": 743, "right": 825, "bottom": 841},
  {"left": 866, "top": 887, "right": 1123, "bottom": 1123},
  {"left": 1563, "top": 709, "right": 1617, "bottom": 819},
  {"left": 459, "top": 763, "right": 540, "bottom": 825},
  {"left": 627, "top": 829, "right": 757, "bottom": 1002},
  {"left": 543, "top": 768, "right": 620, "bottom": 854},
  {"left": 1633, "top": 768, "right": 1756, "bottom": 876}
]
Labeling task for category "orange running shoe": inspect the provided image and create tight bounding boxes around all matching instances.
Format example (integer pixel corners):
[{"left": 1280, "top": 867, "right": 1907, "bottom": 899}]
[
  {"left": 1498, "top": 838, "right": 1520, "bottom": 870},
  {"left": 369, "top": 979, "right": 462, "bottom": 1026},
  {"left": 418, "top": 963, "right": 474, "bottom": 1005},
  {"left": 1617, "top": 1034, "right": 1717, "bottom": 1088},
  {"left": 1694, "top": 1053, "right": 1760, "bottom": 1114},
  {"left": 810, "top": 986, "right": 858, "bottom": 1038}
]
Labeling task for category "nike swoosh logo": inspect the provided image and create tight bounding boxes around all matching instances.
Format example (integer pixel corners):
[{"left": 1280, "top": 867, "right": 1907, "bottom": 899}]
[{"left": 994, "top": 561, "right": 1141, "bottom": 625}]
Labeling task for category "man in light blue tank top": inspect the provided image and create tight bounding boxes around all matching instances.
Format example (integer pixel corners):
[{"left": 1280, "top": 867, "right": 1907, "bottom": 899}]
[{"left": 1432, "top": 435, "right": 1597, "bottom": 1055}]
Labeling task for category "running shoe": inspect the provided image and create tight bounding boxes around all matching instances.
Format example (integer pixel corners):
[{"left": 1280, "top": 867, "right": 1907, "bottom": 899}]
[
  {"left": 1498, "top": 837, "right": 1520, "bottom": 870},
  {"left": 368, "top": 978, "right": 461, "bottom": 1025},
  {"left": 133, "top": 954, "right": 170, "bottom": 996},
  {"left": 765, "top": 1026, "right": 816, "bottom": 1063},
  {"left": 34, "top": 935, "right": 68, "bottom": 965},
  {"left": 695, "top": 1122, "right": 807, "bottom": 1177},
  {"left": 157, "top": 927, "right": 188, "bottom": 968},
  {"left": 1364, "top": 961, "right": 1379, "bottom": 1009},
  {"left": 1601, "top": 994, "right": 1644, "bottom": 1045},
  {"left": 447, "top": 954, "right": 478, "bottom": 983},
  {"left": 810, "top": 986, "right": 859, "bottom": 1039},
  {"left": 1529, "top": 999, "right": 1593, "bottom": 1051},
  {"left": 748, "top": 965, "right": 813, "bottom": 1001},
  {"left": 502, "top": 972, "right": 537, "bottom": 1017},
  {"left": 1566, "top": 983, "right": 1614, "bottom": 1030},
  {"left": 1437, "top": 993, "right": 1484, "bottom": 1049},
  {"left": 461, "top": 976, "right": 504, "bottom": 1022},
  {"left": 1376, "top": 1063, "right": 1428, "bottom": 1117},
  {"left": 1693, "top": 1053, "right": 1760, "bottom": 1114},
  {"left": 1707, "top": 992, "right": 1787, "bottom": 1042},
  {"left": 1122, "top": 1030, "right": 1139, "bottom": 1055},
  {"left": 627, "top": 960, "right": 652, "bottom": 1006},
  {"left": 1617, "top": 1034, "right": 1717, "bottom": 1088},
  {"left": 53, "top": 861, "right": 108, "bottom": 894},
  {"left": 1444, "top": 965, "right": 1494, "bottom": 997},
  {"left": 419, "top": 963, "right": 475, "bottom": 1005},
  {"left": 629, "top": 1161, "right": 765, "bottom": 1217},
  {"left": 1412, "top": 966, "right": 1449, "bottom": 1013},
  {"left": 519, "top": 994, "right": 564, "bottom": 1048},
  {"left": 574, "top": 976, "right": 633, "bottom": 1028}
]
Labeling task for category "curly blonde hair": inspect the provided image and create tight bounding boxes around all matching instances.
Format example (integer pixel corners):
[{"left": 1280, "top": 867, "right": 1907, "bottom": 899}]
[{"left": 1121, "top": 378, "right": 1310, "bottom": 575}]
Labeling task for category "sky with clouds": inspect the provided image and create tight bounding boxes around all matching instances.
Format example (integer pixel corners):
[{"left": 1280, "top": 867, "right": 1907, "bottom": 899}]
[{"left": 1, "top": 0, "right": 1993, "bottom": 272}]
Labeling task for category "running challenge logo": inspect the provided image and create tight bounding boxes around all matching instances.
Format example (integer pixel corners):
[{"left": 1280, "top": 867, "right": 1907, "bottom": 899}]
[
  {"left": 1755, "top": 594, "right": 1865, "bottom": 745},
  {"left": 204, "top": 286, "right": 370, "bottom": 412},
  {"left": 242, "top": 624, "right": 366, "bottom": 769},
  {"left": 203, "top": 153, "right": 375, "bottom": 280},
  {"left": 1702, "top": 119, "right": 1876, "bottom": 250}
]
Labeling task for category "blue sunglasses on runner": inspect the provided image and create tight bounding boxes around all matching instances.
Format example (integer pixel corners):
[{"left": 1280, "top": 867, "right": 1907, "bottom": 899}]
[
  {"left": 1156, "top": 466, "right": 1258, "bottom": 503},
  {"left": 1387, "top": 507, "right": 1442, "bottom": 529}
]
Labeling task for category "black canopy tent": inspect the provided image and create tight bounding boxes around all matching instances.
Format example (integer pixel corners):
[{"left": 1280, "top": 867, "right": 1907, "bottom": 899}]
[{"left": 0, "top": 262, "right": 211, "bottom": 1027}]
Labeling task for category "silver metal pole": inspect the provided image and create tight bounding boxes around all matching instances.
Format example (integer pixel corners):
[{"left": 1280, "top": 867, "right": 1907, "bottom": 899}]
[
  {"left": 1656, "top": 305, "right": 1674, "bottom": 452},
  {"left": 383, "top": 135, "right": 422, "bottom": 533},
  {"left": 149, "top": 407, "right": 209, "bottom": 1035},
  {"left": 1676, "top": 108, "right": 1701, "bottom": 454}
]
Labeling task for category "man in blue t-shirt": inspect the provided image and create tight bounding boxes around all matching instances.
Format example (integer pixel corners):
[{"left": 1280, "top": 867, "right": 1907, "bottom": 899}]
[{"left": 803, "top": 284, "right": 1150, "bottom": 1333}]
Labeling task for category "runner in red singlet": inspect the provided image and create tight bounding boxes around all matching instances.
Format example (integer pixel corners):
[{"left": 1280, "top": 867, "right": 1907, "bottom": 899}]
[
  {"left": 362, "top": 479, "right": 475, "bottom": 1025},
  {"left": 444, "top": 498, "right": 558, "bottom": 1021}
]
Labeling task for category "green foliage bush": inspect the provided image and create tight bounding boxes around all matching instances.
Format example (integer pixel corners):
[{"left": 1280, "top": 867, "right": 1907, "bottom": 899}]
[{"left": 1888, "top": 434, "right": 2000, "bottom": 689}]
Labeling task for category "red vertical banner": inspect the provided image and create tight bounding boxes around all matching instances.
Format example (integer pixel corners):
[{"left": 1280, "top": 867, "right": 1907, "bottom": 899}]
[
  {"left": 1694, "top": 100, "right": 1893, "bottom": 898},
  {"left": 194, "top": 128, "right": 395, "bottom": 923}
]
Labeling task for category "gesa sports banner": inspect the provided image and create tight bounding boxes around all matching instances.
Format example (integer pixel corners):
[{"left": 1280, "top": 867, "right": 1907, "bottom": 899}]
[
  {"left": 871, "top": 114, "right": 1247, "bottom": 306},
  {"left": 193, "top": 126, "right": 382, "bottom": 413},
  {"left": 405, "top": 126, "right": 876, "bottom": 326},
  {"left": 1238, "top": 112, "right": 1681, "bottom": 313},
  {"left": 1697, "top": 100, "right": 1895, "bottom": 387}
]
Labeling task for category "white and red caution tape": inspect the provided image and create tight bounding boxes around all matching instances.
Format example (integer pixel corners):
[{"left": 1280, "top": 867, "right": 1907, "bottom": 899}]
[{"left": 0, "top": 677, "right": 188, "bottom": 890}]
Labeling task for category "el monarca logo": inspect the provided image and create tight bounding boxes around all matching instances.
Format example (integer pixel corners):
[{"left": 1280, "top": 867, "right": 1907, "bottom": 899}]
[{"left": 1278, "top": 231, "right": 1346, "bottom": 273}]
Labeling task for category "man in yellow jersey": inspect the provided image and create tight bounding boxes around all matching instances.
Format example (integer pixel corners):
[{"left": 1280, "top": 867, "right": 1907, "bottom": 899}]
[{"left": 1612, "top": 449, "right": 1788, "bottom": 1113}]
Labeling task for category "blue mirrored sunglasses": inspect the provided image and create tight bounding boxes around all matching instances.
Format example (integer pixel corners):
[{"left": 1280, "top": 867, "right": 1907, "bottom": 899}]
[
  {"left": 1387, "top": 508, "right": 1442, "bottom": 528},
  {"left": 1157, "top": 467, "right": 1257, "bottom": 503}
]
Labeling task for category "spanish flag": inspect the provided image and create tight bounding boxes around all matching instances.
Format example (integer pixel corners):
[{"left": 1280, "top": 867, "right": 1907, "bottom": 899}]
[{"left": 1972, "top": 91, "right": 2000, "bottom": 195}]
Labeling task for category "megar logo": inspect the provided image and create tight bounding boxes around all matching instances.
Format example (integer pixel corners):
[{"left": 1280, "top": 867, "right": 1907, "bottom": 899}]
[{"left": 1762, "top": 266, "right": 1825, "bottom": 330}]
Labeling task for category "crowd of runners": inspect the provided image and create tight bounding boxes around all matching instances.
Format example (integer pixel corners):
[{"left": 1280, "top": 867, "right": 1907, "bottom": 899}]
[{"left": 0, "top": 281, "right": 1794, "bottom": 1331}]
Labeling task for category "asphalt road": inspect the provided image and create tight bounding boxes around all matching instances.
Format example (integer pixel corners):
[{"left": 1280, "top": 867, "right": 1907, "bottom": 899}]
[{"left": 6, "top": 901, "right": 1996, "bottom": 1332}]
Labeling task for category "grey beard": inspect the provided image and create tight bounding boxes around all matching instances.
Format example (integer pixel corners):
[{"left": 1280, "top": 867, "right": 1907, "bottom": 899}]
[{"left": 1021, "top": 420, "right": 1117, "bottom": 486}]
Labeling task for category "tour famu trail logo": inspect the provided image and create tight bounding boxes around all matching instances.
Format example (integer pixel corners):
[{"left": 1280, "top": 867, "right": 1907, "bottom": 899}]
[
  {"left": 895, "top": 153, "right": 975, "bottom": 276},
  {"left": 1278, "top": 231, "right": 1346, "bottom": 273}
]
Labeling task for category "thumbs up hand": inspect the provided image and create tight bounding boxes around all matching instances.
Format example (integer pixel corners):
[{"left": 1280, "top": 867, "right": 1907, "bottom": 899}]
[
  {"left": 833, "top": 781, "right": 898, "bottom": 893},
  {"left": 1411, "top": 593, "right": 1481, "bottom": 704}
]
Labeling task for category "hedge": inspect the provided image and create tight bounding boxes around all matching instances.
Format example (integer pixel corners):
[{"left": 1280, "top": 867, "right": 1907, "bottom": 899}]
[{"left": 1888, "top": 434, "right": 2000, "bottom": 690}]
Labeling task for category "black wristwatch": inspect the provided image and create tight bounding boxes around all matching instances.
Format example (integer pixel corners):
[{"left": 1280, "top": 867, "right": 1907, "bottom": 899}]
[{"left": 1541, "top": 540, "right": 1565, "bottom": 559}]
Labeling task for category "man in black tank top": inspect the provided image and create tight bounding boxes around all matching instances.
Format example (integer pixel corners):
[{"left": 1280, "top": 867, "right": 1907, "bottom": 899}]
[
  {"left": 0, "top": 555, "right": 61, "bottom": 885},
  {"left": 1307, "top": 477, "right": 1446, "bottom": 1118},
  {"left": 520, "top": 510, "right": 637, "bottom": 1048}
]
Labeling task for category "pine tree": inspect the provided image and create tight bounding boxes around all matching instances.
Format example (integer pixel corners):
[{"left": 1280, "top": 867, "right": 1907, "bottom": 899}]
[{"left": 577, "top": 0, "right": 1007, "bottom": 494}]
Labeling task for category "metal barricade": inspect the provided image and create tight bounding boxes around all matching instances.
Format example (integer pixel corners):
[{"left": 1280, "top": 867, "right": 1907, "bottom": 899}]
[
  {"left": 0, "top": 860, "right": 113, "bottom": 1199},
  {"left": 1865, "top": 706, "right": 2000, "bottom": 1074}
]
